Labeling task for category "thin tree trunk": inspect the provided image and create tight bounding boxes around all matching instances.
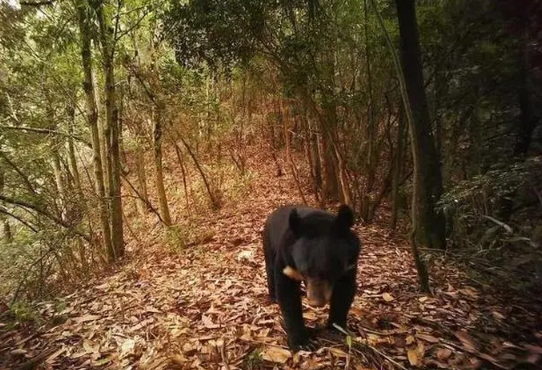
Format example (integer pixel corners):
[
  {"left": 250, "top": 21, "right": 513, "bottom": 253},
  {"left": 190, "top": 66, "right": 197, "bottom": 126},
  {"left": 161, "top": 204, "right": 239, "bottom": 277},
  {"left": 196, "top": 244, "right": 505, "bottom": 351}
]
[
  {"left": 51, "top": 139, "right": 66, "bottom": 221},
  {"left": 0, "top": 171, "right": 12, "bottom": 243},
  {"left": 152, "top": 105, "right": 172, "bottom": 226},
  {"left": 369, "top": 0, "right": 431, "bottom": 292},
  {"left": 334, "top": 144, "right": 352, "bottom": 207},
  {"left": 364, "top": 0, "right": 376, "bottom": 194},
  {"left": 95, "top": 0, "right": 124, "bottom": 261},
  {"left": 67, "top": 109, "right": 83, "bottom": 195},
  {"left": 179, "top": 136, "right": 218, "bottom": 208},
  {"left": 134, "top": 146, "right": 149, "bottom": 215},
  {"left": 304, "top": 117, "right": 320, "bottom": 203},
  {"left": 268, "top": 112, "right": 283, "bottom": 176},
  {"left": 391, "top": 107, "right": 406, "bottom": 230},
  {"left": 395, "top": 0, "right": 446, "bottom": 252},
  {"left": 76, "top": 1, "right": 112, "bottom": 258},
  {"left": 93, "top": 68, "right": 109, "bottom": 191},
  {"left": 174, "top": 143, "right": 190, "bottom": 209},
  {"left": 319, "top": 130, "right": 339, "bottom": 202},
  {"left": 308, "top": 120, "right": 322, "bottom": 194},
  {"left": 281, "top": 100, "right": 307, "bottom": 205}
]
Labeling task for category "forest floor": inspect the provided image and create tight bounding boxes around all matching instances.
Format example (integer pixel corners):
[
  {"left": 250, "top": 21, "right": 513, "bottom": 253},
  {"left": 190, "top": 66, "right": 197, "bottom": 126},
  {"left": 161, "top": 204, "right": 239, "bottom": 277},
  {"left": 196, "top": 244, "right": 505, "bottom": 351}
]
[{"left": 1, "top": 147, "right": 541, "bottom": 370}]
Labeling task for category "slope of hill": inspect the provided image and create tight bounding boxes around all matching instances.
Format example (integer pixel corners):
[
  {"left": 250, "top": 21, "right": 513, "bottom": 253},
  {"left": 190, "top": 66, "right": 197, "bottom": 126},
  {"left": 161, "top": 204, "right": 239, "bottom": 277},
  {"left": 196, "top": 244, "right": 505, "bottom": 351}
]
[{"left": 1, "top": 149, "right": 540, "bottom": 370}]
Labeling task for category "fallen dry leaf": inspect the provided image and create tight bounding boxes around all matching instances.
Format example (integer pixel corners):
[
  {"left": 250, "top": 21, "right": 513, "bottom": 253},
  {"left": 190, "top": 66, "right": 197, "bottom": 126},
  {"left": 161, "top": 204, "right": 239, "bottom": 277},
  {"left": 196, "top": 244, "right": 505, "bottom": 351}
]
[
  {"left": 74, "top": 314, "right": 101, "bottom": 323},
  {"left": 525, "top": 344, "right": 542, "bottom": 354},
  {"left": 437, "top": 348, "right": 452, "bottom": 361},
  {"left": 407, "top": 348, "right": 420, "bottom": 367},
  {"left": 329, "top": 347, "right": 349, "bottom": 358},
  {"left": 416, "top": 333, "right": 439, "bottom": 344},
  {"left": 261, "top": 346, "right": 292, "bottom": 363},
  {"left": 455, "top": 330, "right": 478, "bottom": 352},
  {"left": 382, "top": 293, "right": 394, "bottom": 302}
]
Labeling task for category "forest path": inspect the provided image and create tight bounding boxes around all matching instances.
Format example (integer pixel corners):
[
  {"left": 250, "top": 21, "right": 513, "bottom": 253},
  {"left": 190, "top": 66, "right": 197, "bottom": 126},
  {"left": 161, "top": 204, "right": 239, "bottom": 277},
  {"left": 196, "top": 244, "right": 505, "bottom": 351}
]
[{"left": 1, "top": 151, "right": 540, "bottom": 370}]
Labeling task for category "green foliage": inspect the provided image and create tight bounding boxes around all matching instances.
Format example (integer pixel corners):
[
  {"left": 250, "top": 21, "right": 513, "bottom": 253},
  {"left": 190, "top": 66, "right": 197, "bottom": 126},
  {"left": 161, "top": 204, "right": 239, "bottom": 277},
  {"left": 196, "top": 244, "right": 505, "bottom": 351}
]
[
  {"left": 440, "top": 159, "right": 541, "bottom": 217},
  {"left": 162, "top": 224, "right": 186, "bottom": 253},
  {"left": 9, "top": 301, "right": 38, "bottom": 324},
  {"left": 242, "top": 348, "right": 264, "bottom": 370},
  {"left": 439, "top": 159, "right": 542, "bottom": 251},
  {"left": 1, "top": 0, "right": 540, "bottom": 303}
]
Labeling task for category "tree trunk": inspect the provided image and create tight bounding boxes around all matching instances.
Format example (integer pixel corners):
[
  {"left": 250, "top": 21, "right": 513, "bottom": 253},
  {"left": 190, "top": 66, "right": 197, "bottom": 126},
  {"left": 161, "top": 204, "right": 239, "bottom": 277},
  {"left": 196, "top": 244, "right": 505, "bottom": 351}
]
[
  {"left": 304, "top": 116, "right": 320, "bottom": 203},
  {"left": 310, "top": 130, "right": 323, "bottom": 202},
  {"left": 51, "top": 138, "right": 66, "bottom": 221},
  {"left": 174, "top": 143, "right": 190, "bottom": 209},
  {"left": 514, "top": 14, "right": 536, "bottom": 159},
  {"left": 395, "top": 0, "right": 446, "bottom": 251},
  {"left": 364, "top": 0, "right": 377, "bottom": 194},
  {"left": 67, "top": 108, "right": 83, "bottom": 196},
  {"left": 95, "top": 0, "right": 124, "bottom": 261},
  {"left": 135, "top": 146, "right": 149, "bottom": 215},
  {"left": 391, "top": 107, "right": 407, "bottom": 230},
  {"left": 179, "top": 136, "right": 218, "bottom": 208},
  {"left": 152, "top": 106, "right": 172, "bottom": 226},
  {"left": 319, "top": 129, "right": 339, "bottom": 202},
  {"left": 76, "top": 1, "right": 112, "bottom": 258},
  {"left": 334, "top": 145, "right": 352, "bottom": 207},
  {"left": 0, "top": 171, "right": 12, "bottom": 243},
  {"left": 281, "top": 100, "right": 307, "bottom": 205},
  {"left": 93, "top": 68, "right": 109, "bottom": 191}
]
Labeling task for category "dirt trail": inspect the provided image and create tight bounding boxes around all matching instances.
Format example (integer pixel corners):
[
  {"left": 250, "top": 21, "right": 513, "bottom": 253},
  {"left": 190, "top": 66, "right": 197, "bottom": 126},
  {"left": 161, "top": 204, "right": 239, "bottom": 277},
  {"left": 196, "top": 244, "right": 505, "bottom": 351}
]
[{"left": 1, "top": 152, "right": 540, "bottom": 370}]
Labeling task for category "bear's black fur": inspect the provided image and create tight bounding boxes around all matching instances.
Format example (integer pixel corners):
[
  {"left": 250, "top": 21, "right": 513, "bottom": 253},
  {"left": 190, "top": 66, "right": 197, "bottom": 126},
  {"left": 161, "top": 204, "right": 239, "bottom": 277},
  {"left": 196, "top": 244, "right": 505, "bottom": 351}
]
[{"left": 262, "top": 204, "right": 361, "bottom": 349}]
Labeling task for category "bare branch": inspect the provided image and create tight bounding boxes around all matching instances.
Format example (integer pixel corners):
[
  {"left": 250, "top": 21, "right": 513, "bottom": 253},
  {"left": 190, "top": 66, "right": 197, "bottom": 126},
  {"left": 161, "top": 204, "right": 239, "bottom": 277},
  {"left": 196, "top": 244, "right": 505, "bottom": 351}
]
[
  {"left": 19, "top": 0, "right": 54, "bottom": 6},
  {"left": 0, "top": 208, "right": 38, "bottom": 233},
  {"left": 0, "top": 194, "right": 91, "bottom": 242},
  {"left": 0, "top": 125, "right": 91, "bottom": 147},
  {"left": 0, "top": 151, "right": 38, "bottom": 195}
]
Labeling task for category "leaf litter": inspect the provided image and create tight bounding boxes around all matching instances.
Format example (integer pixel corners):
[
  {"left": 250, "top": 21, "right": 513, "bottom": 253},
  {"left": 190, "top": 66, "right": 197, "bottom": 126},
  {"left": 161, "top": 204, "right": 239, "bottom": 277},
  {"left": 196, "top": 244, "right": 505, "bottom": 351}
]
[{"left": 1, "top": 148, "right": 541, "bottom": 369}]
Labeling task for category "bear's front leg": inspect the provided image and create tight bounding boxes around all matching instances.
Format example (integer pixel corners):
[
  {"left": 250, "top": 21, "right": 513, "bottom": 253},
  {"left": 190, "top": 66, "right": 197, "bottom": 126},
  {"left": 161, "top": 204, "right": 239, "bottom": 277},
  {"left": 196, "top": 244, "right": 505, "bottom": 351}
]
[
  {"left": 327, "top": 270, "right": 357, "bottom": 330},
  {"left": 274, "top": 263, "right": 312, "bottom": 350}
]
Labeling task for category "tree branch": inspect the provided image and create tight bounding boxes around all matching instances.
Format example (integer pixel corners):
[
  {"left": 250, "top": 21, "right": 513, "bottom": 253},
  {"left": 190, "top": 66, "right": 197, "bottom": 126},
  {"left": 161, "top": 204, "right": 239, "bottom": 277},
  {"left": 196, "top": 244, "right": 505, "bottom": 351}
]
[
  {"left": 0, "top": 208, "right": 38, "bottom": 233},
  {"left": 0, "top": 151, "right": 38, "bottom": 195},
  {"left": 0, "top": 125, "right": 92, "bottom": 147},
  {"left": 19, "top": 0, "right": 54, "bottom": 6},
  {"left": 0, "top": 194, "right": 91, "bottom": 242}
]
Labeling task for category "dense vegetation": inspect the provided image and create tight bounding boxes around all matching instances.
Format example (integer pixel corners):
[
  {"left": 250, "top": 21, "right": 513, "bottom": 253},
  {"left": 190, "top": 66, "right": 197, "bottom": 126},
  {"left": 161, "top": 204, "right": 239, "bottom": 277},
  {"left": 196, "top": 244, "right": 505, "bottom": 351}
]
[{"left": 0, "top": 0, "right": 541, "bottom": 310}]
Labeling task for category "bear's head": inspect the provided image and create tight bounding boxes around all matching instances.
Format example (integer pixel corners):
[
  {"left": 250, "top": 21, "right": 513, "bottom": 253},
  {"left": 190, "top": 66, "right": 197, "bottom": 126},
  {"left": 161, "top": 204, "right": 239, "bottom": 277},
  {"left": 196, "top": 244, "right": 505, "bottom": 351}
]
[{"left": 284, "top": 205, "right": 358, "bottom": 307}]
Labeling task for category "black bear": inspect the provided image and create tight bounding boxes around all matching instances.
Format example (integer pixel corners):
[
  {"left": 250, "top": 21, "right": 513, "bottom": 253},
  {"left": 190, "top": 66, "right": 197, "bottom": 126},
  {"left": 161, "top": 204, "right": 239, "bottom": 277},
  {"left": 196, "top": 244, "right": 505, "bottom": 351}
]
[{"left": 262, "top": 204, "right": 361, "bottom": 349}]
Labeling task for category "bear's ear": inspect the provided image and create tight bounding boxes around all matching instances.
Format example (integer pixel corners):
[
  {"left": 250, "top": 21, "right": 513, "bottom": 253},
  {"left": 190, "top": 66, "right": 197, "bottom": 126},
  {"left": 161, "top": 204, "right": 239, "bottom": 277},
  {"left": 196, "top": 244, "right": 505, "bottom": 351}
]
[
  {"left": 336, "top": 204, "right": 354, "bottom": 230},
  {"left": 289, "top": 208, "right": 302, "bottom": 235}
]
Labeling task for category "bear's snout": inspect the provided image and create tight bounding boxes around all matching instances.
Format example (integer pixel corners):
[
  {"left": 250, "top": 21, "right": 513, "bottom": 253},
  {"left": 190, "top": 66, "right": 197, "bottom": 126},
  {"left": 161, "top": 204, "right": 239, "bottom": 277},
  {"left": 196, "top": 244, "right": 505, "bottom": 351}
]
[{"left": 306, "top": 279, "right": 332, "bottom": 307}]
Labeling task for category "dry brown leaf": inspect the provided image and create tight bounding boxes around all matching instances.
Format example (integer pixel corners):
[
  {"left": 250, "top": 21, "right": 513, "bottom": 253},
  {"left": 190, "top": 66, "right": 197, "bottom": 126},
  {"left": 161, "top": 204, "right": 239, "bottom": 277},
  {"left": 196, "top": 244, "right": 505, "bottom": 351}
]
[
  {"left": 525, "top": 344, "right": 542, "bottom": 354},
  {"left": 120, "top": 338, "right": 135, "bottom": 358},
  {"left": 74, "top": 314, "right": 101, "bottom": 323},
  {"left": 382, "top": 293, "right": 394, "bottom": 302},
  {"left": 302, "top": 311, "right": 317, "bottom": 320},
  {"left": 491, "top": 311, "right": 505, "bottom": 320},
  {"left": 329, "top": 347, "right": 349, "bottom": 358},
  {"left": 201, "top": 315, "right": 220, "bottom": 329},
  {"left": 261, "top": 346, "right": 292, "bottom": 363},
  {"left": 416, "top": 333, "right": 439, "bottom": 344},
  {"left": 10, "top": 349, "right": 27, "bottom": 355},
  {"left": 454, "top": 330, "right": 478, "bottom": 352},
  {"left": 171, "top": 354, "right": 188, "bottom": 365},
  {"left": 407, "top": 348, "right": 420, "bottom": 367},
  {"left": 436, "top": 348, "right": 452, "bottom": 361},
  {"left": 46, "top": 348, "right": 66, "bottom": 364}
]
